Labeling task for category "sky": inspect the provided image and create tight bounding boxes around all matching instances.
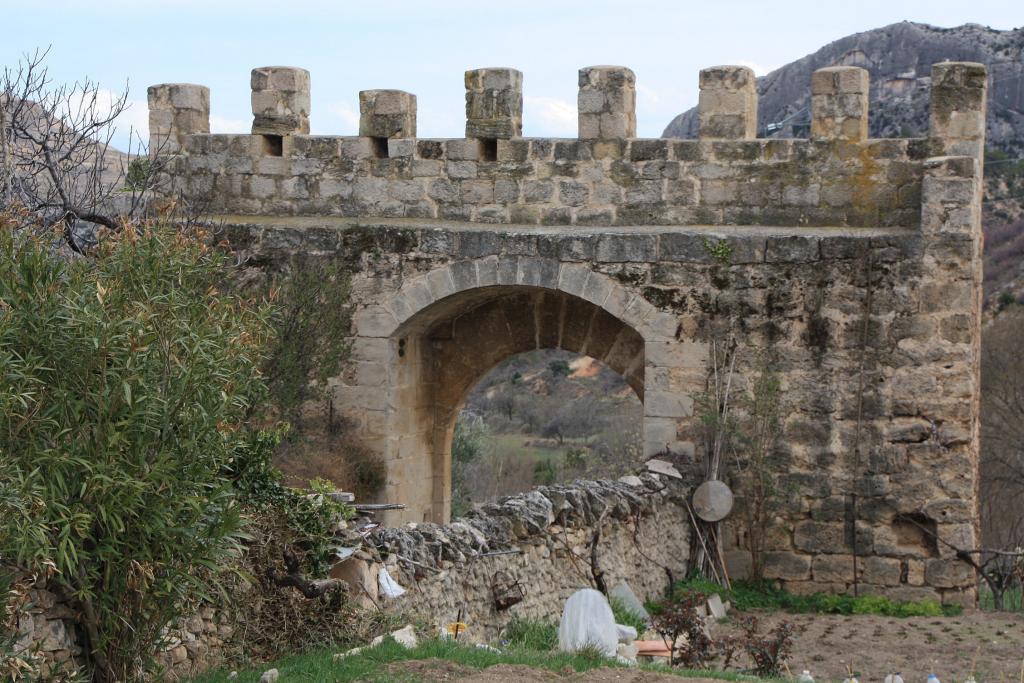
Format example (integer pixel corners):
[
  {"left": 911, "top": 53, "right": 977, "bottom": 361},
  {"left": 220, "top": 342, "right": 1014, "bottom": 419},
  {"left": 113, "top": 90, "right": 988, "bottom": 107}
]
[{"left": 1, "top": 0, "right": 1019, "bottom": 150}]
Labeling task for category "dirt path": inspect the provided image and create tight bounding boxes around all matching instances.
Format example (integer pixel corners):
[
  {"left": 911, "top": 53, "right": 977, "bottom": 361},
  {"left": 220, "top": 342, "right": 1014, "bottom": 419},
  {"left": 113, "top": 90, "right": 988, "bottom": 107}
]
[{"left": 376, "top": 661, "right": 725, "bottom": 682}]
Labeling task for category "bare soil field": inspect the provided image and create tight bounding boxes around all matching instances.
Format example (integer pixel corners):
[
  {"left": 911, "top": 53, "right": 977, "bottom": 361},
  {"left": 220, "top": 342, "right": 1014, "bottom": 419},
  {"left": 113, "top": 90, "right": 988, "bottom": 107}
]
[
  {"left": 719, "top": 610, "right": 1024, "bottom": 682},
  {"left": 375, "top": 610, "right": 1024, "bottom": 682}
]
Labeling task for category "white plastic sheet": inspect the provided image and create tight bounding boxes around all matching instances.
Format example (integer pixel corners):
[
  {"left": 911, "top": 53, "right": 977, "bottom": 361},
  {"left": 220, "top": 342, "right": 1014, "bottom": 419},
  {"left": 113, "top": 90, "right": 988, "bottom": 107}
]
[
  {"left": 558, "top": 589, "right": 619, "bottom": 657},
  {"left": 377, "top": 566, "right": 406, "bottom": 598}
]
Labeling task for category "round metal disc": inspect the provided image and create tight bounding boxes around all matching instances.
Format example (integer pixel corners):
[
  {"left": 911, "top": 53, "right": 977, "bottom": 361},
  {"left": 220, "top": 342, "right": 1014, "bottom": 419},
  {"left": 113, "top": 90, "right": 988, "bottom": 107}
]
[{"left": 692, "top": 480, "right": 734, "bottom": 522}]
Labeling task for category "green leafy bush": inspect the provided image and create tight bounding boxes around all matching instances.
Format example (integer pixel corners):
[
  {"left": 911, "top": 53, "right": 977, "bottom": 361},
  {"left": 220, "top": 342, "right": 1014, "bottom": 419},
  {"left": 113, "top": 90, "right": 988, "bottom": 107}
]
[
  {"left": 0, "top": 223, "right": 272, "bottom": 682},
  {"left": 671, "top": 577, "right": 961, "bottom": 617},
  {"left": 262, "top": 257, "right": 353, "bottom": 423}
]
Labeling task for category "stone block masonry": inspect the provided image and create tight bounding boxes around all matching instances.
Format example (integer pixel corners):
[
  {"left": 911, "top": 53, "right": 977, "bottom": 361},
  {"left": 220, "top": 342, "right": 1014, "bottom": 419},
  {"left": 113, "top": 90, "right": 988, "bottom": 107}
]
[{"left": 152, "top": 61, "right": 988, "bottom": 606}]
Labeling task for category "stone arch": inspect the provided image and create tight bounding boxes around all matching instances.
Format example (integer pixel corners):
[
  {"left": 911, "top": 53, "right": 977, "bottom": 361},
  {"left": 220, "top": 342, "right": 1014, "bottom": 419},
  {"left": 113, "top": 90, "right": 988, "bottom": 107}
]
[{"left": 349, "top": 257, "right": 704, "bottom": 524}]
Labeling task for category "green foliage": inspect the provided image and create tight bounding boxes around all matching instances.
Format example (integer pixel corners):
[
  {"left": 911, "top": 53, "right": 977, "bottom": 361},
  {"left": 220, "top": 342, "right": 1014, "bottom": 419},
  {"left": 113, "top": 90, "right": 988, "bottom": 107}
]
[
  {"left": 672, "top": 578, "right": 962, "bottom": 617},
  {"left": 0, "top": 223, "right": 272, "bottom": 682},
  {"left": 702, "top": 237, "right": 733, "bottom": 265},
  {"left": 532, "top": 459, "right": 557, "bottom": 485},
  {"left": 609, "top": 596, "right": 648, "bottom": 634},
  {"left": 226, "top": 428, "right": 353, "bottom": 578},
  {"left": 262, "top": 257, "right": 353, "bottom": 423},
  {"left": 564, "top": 447, "right": 588, "bottom": 472},
  {"left": 502, "top": 617, "right": 558, "bottom": 651},
  {"left": 548, "top": 359, "right": 571, "bottom": 377},
  {"left": 650, "top": 590, "right": 715, "bottom": 668},
  {"left": 450, "top": 415, "right": 490, "bottom": 517},
  {"left": 738, "top": 616, "right": 800, "bottom": 677},
  {"left": 123, "top": 157, "right": 152, "bottom": 191},
  {"left": 997, "top": 290, "right": 1017, "bottom": 310},
  {"left": 735, "top": 358, "right": 784, "bottom": 582}
]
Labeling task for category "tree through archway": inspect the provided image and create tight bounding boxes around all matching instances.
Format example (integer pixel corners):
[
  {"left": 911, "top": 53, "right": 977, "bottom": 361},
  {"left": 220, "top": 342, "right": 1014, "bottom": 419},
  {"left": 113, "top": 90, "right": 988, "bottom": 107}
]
[{"left": 451, "top": 349, "right": 643, "bottom": 516}]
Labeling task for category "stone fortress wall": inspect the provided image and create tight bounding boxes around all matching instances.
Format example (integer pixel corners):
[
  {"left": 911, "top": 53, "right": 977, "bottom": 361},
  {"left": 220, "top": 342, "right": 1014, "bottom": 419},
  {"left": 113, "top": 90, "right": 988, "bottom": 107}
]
[{"left": 149, "top": 59, "right": 987, "bottom": 604}]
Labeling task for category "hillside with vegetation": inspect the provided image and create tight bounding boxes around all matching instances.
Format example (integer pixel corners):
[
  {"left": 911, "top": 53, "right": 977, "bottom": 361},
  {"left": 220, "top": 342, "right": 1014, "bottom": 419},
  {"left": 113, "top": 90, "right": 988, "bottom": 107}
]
[{"left": 451, "top": 350, "right": 642, "bottom": 515}]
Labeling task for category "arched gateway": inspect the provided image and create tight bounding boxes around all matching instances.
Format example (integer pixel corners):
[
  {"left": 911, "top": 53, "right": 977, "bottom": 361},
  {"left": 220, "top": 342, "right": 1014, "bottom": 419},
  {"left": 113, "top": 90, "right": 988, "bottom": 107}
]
[
  {"left": 351, "top": 257, "right": 700, "bottom": 523},
  {"left": 154, "top": 58, "right": 987, "bottom": 601}
]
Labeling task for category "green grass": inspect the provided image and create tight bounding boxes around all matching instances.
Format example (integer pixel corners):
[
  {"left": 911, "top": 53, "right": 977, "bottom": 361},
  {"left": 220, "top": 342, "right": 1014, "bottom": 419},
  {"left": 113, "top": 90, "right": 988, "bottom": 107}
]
[
  {"left": 187, "top": 637, "right": 757, "bottom": 683},
  {"left": 501, "top": 617, "right": 558, "bottom": 651},
  {"left": 671, "top": 577, "right": 963, "bottom": 618}
]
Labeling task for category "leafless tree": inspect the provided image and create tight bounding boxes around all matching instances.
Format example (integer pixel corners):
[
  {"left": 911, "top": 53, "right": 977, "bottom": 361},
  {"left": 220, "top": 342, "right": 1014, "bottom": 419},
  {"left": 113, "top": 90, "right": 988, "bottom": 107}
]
[
  {"left": 981, "top": 308, "right": 1024, "bottom": 541},
  {"left": 0, "top": 47, "right": 172, "bottom": 252}
]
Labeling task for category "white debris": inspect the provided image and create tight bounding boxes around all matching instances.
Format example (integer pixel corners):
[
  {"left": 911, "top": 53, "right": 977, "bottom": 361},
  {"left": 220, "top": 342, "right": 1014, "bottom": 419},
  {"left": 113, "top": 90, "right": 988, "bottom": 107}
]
[
  {"left": 332, "top": 646, "right": 364, "bottom": 661},
  {"left": 475, "top": 643, "right": 501, "bottom": 653},
  {"left": 616, "top": 641, "right": 639, "bottom": 665},
  {"left": 618, "top": 475, "right": 644, "bottom": 487},
  {"left": 707, "top": 593, "right": 727, "bottom": 619},
  {"left": 644, "top": 458, "right": 682, "bottom": 479},
  {"left": 609, "top": 581, "right": 650, "bottom": 624},
  {"left": 615, "top": 623, "right": 637, "bottom": 643},
  {"left": 378, "top": 566, "right": 406, "bottom": 598},
  {"left": 390, "top": 624, "right": 418, "bottom": 649},
  {"left": 558, "top": 588, "right": 619, "bottom": 657},
  {"left": 799, "top": 671, "right": 814, "bottom": 683},
  {"left": 259, "top": 669, "right": 279, "bottom": 683}
]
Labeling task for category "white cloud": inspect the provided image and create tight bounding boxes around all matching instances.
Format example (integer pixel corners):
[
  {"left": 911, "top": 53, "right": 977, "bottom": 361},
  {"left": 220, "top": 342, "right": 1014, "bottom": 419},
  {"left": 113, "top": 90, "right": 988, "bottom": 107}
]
[
  {"left": 636, "top": 83, "right": 662, "bottom": 106},
  {"left": 324, "top": 101, "right": 360, "bottom": 135},
  {"left": 209, "top": 114, "right": 249, "bottom": 134},
  {"left": 733, "top": 60, "right": 779, "bottom": 77},
  {"left": 523, "top": 96, "right": 576, "bottom": 136}
]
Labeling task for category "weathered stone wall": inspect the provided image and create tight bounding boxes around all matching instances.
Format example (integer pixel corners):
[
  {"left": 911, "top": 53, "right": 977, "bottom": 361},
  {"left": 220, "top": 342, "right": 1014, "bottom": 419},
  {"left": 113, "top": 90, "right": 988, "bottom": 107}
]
[
  {"left": 6, "top": 574, "right": 230, "bottom": 679},
  {"left": 154, "top": 61, "right": 987, "bottom": 604},
  {"left": 171, "top": 134, "right": 927, "bottom": 229},
  {"left": 160, "top": 63, "right": 932, "bottom": 229},
  {"left": 365, "top": 476, "right": 691, "bottom": 639}
]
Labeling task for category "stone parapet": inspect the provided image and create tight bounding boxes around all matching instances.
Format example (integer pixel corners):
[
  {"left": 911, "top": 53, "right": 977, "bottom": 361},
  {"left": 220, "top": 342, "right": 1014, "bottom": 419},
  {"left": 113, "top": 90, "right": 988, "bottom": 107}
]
[
  {"left": 929, "top": 61, "right": 987, "bottom": 161},
  {"left": 465, "top": 68, "right": 523, "bottom": 140},
  {"left": 811, "top": 66, "right": 869, "bottom": 142},
  {"left": 698, "top": 66, "right": 757, "bottom": 140},
  {"left": 578, "top": 66, "right": 636, "bottom": 140},
  {"left": 171, "top": 134, "right": 929, "bottom": 227},
  {"left": 147, "top": 83, "right": 209, "bottom": 154},
  {"left": 250, "top": 66, "right": 310, "bottom": 136},
  {"left": 155, "top": 62, "right": 989, "bottom": 229},
  {"left": 359, "top": 89, "right": 417, "bottom": 139}
]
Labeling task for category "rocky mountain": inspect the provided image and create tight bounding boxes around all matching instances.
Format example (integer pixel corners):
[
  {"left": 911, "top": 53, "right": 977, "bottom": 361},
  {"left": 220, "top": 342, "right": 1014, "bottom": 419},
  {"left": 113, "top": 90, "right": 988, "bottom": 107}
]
[{"left": 663, "top": 21, "right": 1024, "bottom": 154}]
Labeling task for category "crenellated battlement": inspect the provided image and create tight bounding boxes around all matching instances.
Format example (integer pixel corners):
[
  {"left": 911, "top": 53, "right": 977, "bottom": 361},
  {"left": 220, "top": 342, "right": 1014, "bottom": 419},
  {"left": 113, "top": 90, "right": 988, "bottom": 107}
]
[{"left": 150, "top": 62, "right": 986, "bottom": 228}]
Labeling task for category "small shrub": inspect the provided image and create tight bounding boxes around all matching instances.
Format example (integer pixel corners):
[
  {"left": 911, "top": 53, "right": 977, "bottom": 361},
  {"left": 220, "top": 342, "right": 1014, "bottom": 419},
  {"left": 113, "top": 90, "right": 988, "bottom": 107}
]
[
  {"left": 739, "top": 616, "right": 801, "bottom": 677},
  {"left": 533, "top": 459, "right": 557, "bottom": 485},
  {"left": 650, "top": 590, "right": 715, "bottom": 668},
  {"left": 123, "top": 156, "right": 152, "bottom": 191},
  {"left": 672, "top": 577, "right": 962, "bottom": 617},
  {"left": 262, "top": 256, "right": 353, "bottom": 424}
]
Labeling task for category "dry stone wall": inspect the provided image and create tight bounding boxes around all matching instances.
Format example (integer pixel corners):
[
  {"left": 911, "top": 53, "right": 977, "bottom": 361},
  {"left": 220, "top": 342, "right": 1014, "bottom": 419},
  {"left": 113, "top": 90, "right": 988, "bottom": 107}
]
[
  {"left": 154, "top": 60, "right": 987, "bottom": 604},
  {"left": 365, "top": 476, "right": 691, "bottom": 640},
  {"left": 6, "top": 574, "right": 230, "bottom": 680}
]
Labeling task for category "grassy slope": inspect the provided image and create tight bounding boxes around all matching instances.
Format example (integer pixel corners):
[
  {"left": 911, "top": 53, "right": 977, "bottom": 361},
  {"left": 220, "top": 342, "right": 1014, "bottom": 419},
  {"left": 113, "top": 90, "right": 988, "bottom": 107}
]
[{"left": 187, "top": 639, "right": 756, "bottom": 683}]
